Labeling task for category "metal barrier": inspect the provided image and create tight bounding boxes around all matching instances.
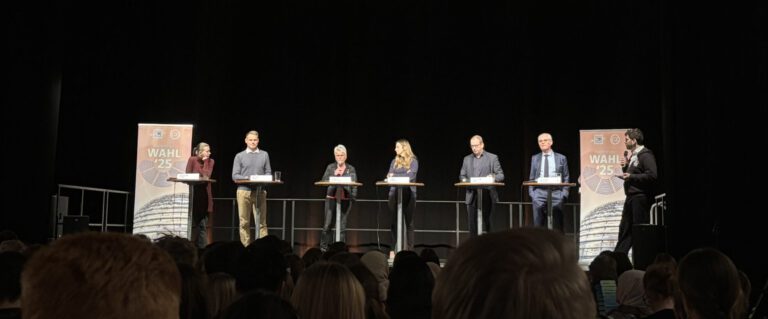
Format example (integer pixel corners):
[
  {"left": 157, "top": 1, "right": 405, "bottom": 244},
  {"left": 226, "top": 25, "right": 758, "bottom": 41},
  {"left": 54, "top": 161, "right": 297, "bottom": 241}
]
[
  {"left": 212, "top": 197, "right": 580, "bottom": 250},
  {"left": 49, "top": 183, "right": 580, "bottom": 251},
  {"left": 649, "top": 193, "right": 667, "bottom": 225},
  {"left": 53, "top": 184, "right": 131, "bottom": 238}
]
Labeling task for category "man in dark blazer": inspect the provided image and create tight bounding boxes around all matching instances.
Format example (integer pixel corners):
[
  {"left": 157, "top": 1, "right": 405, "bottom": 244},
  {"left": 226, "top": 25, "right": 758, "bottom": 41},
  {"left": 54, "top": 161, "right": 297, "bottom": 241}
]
[
  {"left": 460, "top": 135, "right": 505, "bottom": 237},
  {"left": 528, "top": 132, "right": 570, "bottom": 232},
  {"left": 615, "top": 128, "right": 657, "bottom": 253}
]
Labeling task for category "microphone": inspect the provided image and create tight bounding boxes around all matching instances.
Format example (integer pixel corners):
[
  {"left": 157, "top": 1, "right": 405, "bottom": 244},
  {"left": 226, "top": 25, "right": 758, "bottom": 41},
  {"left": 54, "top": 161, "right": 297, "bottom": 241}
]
[{"left": 624, "top": 150, "right": 630, "bottom": 159}]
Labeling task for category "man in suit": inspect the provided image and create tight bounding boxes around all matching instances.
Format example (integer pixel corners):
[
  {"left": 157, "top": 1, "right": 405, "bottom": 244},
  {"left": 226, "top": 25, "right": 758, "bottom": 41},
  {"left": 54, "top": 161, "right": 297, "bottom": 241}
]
[
  {"left": 529, "top": 132, "right": 570, "bottom": 232},
  {"left": 460, "top": 135, "right": 505, "bottom": 237},
  {"left": 615, "top": 128, "right": 657, "bottom": 253}
]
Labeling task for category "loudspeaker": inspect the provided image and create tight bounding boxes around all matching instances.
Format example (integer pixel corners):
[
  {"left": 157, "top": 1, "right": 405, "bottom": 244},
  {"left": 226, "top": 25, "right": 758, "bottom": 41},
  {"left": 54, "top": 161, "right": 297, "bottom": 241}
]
[
  {"left": 631, "top": 224, "right": 666, "bottom": 270},
  {"left": 62, "top": 215, "right": 90, "bottom": 235}
]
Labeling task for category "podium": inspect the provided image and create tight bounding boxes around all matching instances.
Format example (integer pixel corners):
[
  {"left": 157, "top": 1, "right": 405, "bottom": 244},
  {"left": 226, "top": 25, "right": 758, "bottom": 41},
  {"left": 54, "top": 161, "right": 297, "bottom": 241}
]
[
  {"left": 454, "top": 182, "right": 505, "bottom": 236},
  {"left": 522, "top": 181, "right": 576, "bottom": 230},
  {"left": 167, "top": 177, "right": 216, "bottom": 239},
  {"left": 375, "top": 181, "right": 424, "bottom": 252},
  {"left": 234, "top": 179, "right": 284, "bottom": 236},
  {"left": 314, "top": 181, "right": 363, "bottom": 242}
]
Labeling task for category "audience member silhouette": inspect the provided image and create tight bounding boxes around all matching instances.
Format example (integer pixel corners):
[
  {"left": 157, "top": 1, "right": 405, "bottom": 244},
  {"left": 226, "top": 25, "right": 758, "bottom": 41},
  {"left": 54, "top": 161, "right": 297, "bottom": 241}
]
[
  {"left": 0, "top": 251, "right": 24, "bottom": 319},
  {"left": 234, "top": 243, "right": 288, "bottom": 295},
  {"left": 291, "top": 262, "right": 366, "bottom": 319},
  {"left": 329, "top": 252, "right": 390, "bottom": 319},
  {"left": 219, "top": 289, "right": 298, "bottom": 319},
  {"left": 155, "top": 235, "right": 199, "bottom": 266},
  {"left": 677, "top": 248, "right": 744, "bottom": 319},
  {"left": 302, "top": 247, "right": 323, "bottom": 269},
  {"left": 361, "top": 250, "right": 390, "bottom": 303},
  {"left": 419, "top": 248, "right": 440, "bottom": 265},
  {"left": 206, "top": 272, "right": 237, "bottom": 319},
  {"left": 387, "top": 251, "right": 433, "bottom": 319},
  {"left": 643, "top": 262, "right": 677, "bottom": 319},
  {"left": 21, "top": 232, "right": 181, "bottom": 319},
  {"left": 432, "top": 228, "right": 595, "bottom": 319},
  {"left": 177, "top": 262, "right": 210, "bottom": 319},
  {"left": 606, "top": 269, "right": 652, "bottom": 318}
]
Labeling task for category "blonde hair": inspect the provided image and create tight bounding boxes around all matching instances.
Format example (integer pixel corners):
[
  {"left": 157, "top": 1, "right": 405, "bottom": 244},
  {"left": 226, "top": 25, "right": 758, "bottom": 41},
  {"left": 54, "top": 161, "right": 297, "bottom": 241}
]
[
  {"left": 395, "top": 139, "right": 415, "bottom": 169},
  {"left": 292, "top": 262, "right": 366, "bottom": 319},
  {"left": 21, "top": 232, "right": 181, "bottom": 319},
  {"left": 245, "top": 130, "right": 259, "bottom": 138},
  {"left": 195, "top": 142, "right": 210, "bottom": 156}
]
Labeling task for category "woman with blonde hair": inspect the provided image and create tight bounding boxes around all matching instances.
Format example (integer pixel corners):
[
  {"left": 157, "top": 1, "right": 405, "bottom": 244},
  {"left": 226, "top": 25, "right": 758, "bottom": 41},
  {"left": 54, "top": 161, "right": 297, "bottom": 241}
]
[
  {"left": 186, "top": 141, "right": 214, "bottom": 248},
  {"left": 386, "top": 139, "right": 419, "bottom": 250},
  {"left": 291, "top": 262, "right": 365, "bottom": 319}
]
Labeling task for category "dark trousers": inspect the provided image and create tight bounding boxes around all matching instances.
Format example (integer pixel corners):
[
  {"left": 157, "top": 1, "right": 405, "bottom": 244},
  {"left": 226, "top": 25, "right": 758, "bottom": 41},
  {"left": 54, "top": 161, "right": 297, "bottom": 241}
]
[
  {"left": 532, "top": 189, "right": 566, "bottom": 232},
  {"left": 320, "top": 198, "right": 352, "bottom": 250},
  {"left": 467, "top": 189, "right": 495, "bottom": 237},
  {"left": 190, "top": 186, "right": 210, "bottom": 249},
  {"left": 388, "top": 188, "right": 416, "bottom": 251},
  {"left": 614, "top": 193, "right": 650, "bottom": 253}
]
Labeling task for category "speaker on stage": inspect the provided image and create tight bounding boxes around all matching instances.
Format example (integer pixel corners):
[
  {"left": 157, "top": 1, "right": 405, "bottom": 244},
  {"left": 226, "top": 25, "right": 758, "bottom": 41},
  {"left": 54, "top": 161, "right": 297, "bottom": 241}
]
[
  {"left": 62, "top": 215, "right": 90, "bottom": 235},
  {"left": 631, "top": 224, "right": 666, "bottom": 270}
]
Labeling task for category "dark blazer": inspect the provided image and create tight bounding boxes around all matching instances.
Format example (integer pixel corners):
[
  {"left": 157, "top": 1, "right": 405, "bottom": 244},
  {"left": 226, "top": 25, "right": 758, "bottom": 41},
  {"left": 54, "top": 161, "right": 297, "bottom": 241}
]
[
  {"left": 622, "top": 147, "right": 657, "bottom": 196},
  {"left": 321, "top": 163, "right": 358, "bottom": 199},
  {"left": 528, "top": 151, "right": 570, "bottom": 198},
  {"left": 459, "top": 151, "right": 505, "bottom": 204}
]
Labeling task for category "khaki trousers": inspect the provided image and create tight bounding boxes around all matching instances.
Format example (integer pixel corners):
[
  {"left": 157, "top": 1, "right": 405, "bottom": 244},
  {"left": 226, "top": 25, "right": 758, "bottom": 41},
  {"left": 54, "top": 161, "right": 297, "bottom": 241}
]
[{"left": 236, "top": 189, "right": 268, "bottom": 246}]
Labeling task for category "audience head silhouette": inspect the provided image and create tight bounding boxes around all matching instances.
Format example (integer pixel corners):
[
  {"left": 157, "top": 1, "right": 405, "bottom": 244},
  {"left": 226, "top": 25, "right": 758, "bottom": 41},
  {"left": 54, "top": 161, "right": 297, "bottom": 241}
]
[
  {"left": 677, "top": 247, "right": 744, "bottom": 319},
  {"left": 21, "top": 232, "right": 181, "bottom": 319},
  {"left": 432, "top": 228, "right": 595, "bottom": 319},
  {"left": 291, "top": 262, "right": 365, "bottom": 319}
]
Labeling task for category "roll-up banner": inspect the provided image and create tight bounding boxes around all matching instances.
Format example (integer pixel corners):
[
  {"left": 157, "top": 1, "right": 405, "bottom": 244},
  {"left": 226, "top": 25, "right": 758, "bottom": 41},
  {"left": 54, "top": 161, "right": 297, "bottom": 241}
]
[
  {"left": 133, "top": 123, "right": 193, "bottom": 240},
  {"left": 578, "top": 129, "right": 627, "bottom": 266}
]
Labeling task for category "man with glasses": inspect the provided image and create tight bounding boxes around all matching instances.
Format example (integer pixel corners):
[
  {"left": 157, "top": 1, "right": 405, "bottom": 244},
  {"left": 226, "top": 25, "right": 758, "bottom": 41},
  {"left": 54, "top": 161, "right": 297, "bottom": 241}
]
[
  {"left": 528, "top": 132, "right": 570, "bottom": 232},
  {"left": 459, "top": 135, "right": 505, "bottom": 237}
]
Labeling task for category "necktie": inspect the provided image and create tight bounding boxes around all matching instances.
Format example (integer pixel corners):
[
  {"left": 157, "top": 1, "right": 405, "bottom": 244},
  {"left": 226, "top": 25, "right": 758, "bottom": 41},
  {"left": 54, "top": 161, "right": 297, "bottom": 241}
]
[{"left": 543, "top": 154, "right": 549, "bottom": 177}]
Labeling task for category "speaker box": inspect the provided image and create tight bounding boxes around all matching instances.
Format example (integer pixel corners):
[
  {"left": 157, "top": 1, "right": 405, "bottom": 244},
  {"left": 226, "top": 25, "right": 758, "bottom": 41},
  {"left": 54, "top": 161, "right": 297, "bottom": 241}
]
[
  {"left": 62, "top": 215, "right": 90, "bottom": 235},
  {"left": 631, "top": 224, "right": 666, "bottom": 270}
]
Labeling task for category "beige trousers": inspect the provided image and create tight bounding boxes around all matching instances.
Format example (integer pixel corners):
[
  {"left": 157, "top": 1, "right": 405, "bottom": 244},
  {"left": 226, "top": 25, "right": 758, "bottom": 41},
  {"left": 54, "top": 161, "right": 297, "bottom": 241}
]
[{"left": 236, "top": 189, "right": 268, "bottom": 246}]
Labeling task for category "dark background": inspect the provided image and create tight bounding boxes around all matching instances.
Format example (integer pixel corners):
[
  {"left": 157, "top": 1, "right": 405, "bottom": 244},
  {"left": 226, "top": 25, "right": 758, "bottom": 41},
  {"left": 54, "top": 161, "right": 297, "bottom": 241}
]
[{"left": 4, "top": 0, "right": 766, "bottom": 300}]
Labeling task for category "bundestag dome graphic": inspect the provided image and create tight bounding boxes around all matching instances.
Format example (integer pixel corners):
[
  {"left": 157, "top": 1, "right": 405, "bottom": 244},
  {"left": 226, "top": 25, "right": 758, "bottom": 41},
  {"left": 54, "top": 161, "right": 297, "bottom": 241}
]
[
  {"left": 133, "top": 193, "right": 189, "bottom": 239},
  {"left": 579, "top": 200, "right": 623, "bottom": 266}
]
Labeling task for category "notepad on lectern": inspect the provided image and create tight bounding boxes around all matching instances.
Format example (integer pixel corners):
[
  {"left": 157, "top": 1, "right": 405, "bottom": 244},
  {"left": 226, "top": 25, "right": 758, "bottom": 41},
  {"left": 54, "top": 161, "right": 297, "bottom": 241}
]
[
  {"left": 386, "top": 176, "right": 409, "bottom": 183},
  {"left": 249, "top": 174, "right": 273, "bottom": 182},
  {"left": 176, "top": 173, "right": 200, "bottom": 180},
  {"left": 470, "top": 176, "right": 494, "bottom": 183},
  {"left": 329, "top": 176, "right": 352, "bottom": 183},
  {"left": 536, "top": 176, "right": 561, "bottom": 183}
]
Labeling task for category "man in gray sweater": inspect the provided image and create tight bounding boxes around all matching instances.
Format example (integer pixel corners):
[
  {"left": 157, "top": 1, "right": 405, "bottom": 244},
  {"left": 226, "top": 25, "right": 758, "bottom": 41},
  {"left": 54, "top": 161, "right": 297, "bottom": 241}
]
[{"left": 232, "top": 130, "right": 272, "bottom": 246}]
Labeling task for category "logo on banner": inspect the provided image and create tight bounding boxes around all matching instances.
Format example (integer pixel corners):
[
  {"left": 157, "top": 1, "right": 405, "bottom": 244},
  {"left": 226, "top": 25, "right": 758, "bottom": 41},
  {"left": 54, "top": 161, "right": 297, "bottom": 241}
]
[{"left": 138, "top": 129, "right": 187, "bottom": 188}]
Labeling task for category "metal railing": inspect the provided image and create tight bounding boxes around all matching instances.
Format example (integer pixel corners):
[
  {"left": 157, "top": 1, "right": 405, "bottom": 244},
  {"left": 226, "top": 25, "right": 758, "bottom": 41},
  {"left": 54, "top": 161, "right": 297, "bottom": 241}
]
[
  {"left": 53, "top": 184, "right": 131, "bottom": 238},
  {"left": 50, "top": 183, "right": 580, "bottom": 251},
  {"left": 649, "top": 193, "right": 667, "bottom": 225},
  {"left": 212, "top": 197, "right": 580, "bottom": 250}
]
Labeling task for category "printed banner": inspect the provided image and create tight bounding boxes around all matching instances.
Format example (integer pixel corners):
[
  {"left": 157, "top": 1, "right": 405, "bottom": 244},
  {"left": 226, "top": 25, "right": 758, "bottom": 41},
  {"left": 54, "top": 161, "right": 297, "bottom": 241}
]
[
  {"left": 578, "top": 129, "right": 627, "bottom": 266},
  {"left": 133, "top": 124, "right": 193, "bottom": 240}
]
